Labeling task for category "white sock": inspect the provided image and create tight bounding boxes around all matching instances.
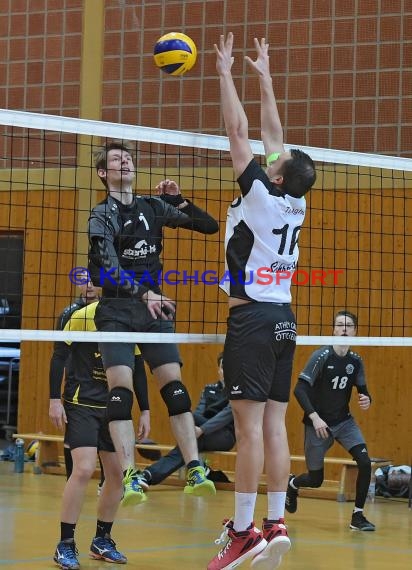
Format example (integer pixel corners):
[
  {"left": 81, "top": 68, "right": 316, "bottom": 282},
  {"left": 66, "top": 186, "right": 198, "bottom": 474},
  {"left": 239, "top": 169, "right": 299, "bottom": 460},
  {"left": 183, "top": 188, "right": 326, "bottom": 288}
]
[
  {"left": 353, "top": 507, "right": 363, "bottom": 514},
  {"left": 233, "top": 492, "right": 257, "bottom": 532},
  {"left": 267, "top": 491, "right": 286, "bottom": 521}
]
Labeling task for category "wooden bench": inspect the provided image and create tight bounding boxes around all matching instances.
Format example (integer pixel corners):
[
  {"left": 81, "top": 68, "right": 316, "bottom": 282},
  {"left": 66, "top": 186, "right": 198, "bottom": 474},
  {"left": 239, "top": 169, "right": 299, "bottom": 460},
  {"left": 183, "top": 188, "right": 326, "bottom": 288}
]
[
  {"left": 190, "top": 451, "right": 391, "bottom": 501},
  {"left": 12, "top": 433, "right": 177, "bottom": 478},
  {"left": 13, "top": 433, "right": 66, "bottom": 475},
  {"left": 13, "top": 434, "right": 391, "bottom": 501}
]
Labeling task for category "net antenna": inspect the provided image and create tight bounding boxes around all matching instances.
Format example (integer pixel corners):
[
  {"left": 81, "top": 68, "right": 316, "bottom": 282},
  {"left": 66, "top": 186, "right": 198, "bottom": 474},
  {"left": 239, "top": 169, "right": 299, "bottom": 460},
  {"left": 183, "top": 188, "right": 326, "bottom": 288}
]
[{"left": 0, "top": 108, "right": 411, "bottom": 345}]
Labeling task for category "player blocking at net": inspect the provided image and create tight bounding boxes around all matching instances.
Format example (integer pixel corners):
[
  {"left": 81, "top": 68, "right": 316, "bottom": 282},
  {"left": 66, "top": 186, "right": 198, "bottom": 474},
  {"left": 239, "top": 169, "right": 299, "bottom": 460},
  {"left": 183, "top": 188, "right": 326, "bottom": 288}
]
[
  {"left": 88, "top": 141, "right": 219, "bottom": 505},
  {"left": 208, "top": 34, "right": 316, "bottom": 570}
]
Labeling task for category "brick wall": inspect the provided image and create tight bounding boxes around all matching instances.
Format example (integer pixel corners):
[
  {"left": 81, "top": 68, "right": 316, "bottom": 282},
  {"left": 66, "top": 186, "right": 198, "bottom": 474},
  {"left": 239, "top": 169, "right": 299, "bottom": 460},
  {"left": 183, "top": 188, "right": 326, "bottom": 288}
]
[{"left": 1, "top": 0, "right": 411, "bottom": 156}]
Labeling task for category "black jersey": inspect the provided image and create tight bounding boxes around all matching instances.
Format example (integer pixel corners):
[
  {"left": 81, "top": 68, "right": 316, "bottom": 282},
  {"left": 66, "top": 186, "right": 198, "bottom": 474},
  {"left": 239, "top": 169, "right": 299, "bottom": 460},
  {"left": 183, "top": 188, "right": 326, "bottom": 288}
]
[
  {"left": 88, "top": 194, "right": 218, "bottom": 298},
  {"left": 193, "top": 380, "right": 234, "bottom": 436},
  {"left": 297, "top": 346, "right": 367, "bottom": 426}
]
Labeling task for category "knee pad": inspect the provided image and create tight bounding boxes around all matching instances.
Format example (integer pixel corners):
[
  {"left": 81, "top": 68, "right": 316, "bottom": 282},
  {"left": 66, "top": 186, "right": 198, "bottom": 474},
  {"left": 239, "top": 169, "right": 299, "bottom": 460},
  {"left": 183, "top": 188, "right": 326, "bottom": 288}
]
[
  {"left": 160, "top": 380, "right": 191, "bottom": 417},
  {"left": 308, "top": 469, "right": 324, "bottom": 488},
  {"left": 106, "top": 387, "right": 133, "bottom": 422},
  {"left": 350, "top": 444, "right": 371, "bottom": 470}
]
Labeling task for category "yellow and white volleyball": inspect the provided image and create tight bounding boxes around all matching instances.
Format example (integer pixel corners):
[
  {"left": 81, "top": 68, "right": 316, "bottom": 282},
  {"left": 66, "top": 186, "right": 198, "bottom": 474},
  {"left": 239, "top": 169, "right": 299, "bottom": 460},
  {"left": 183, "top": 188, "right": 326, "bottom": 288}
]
[
  {"left": 26, "top": 439, "right": 39, "bottom": 459},
  {"left": 153, "top": 32, "right": 197, "bottom": 76}
]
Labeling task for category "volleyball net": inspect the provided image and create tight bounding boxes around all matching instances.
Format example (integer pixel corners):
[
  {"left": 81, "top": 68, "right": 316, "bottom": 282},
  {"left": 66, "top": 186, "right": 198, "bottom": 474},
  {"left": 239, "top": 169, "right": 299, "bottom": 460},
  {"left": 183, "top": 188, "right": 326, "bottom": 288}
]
[{"left": 0, "top": 108, "right": 411, "bottom": 345}]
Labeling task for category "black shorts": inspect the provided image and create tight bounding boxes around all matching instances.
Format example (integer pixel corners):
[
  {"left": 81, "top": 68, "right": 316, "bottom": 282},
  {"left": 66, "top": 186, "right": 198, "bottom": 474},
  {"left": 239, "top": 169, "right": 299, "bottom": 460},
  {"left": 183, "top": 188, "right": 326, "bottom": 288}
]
[
  {"left": 223, "top": 303, "right": 297, "bottom": 402},
  {"left": 64, "top": 401, "right": 115, "bottom": 452},
  {"left": 95, "top": 297, "right": 181, "bottom": 371}
]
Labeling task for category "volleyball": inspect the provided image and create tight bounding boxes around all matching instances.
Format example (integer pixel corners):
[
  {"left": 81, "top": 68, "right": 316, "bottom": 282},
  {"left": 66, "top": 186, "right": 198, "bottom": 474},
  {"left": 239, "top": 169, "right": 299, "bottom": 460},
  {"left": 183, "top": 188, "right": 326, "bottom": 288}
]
[
  {"left": 26, "top": 439, "right": 39, "bottom": 459},
  {"left": 153, "top": 32, "right": 197, "bottom": 76}
]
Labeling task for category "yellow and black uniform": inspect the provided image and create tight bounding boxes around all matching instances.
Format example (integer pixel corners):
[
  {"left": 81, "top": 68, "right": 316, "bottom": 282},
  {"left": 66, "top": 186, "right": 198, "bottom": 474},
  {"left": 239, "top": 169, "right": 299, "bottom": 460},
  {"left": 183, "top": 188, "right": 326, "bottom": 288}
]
[
  {"left": 49, "top": 301, "right": 148, "bottom": 450},
  {"left": 63, "top": 302, "right": 112, "bottom": 407}
]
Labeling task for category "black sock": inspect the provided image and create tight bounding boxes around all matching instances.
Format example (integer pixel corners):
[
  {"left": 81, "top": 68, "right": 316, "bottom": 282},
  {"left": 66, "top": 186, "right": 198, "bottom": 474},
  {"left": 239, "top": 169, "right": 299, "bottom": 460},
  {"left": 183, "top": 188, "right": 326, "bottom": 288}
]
[
  {"left": 61, "top": 522, "right": 76, "bottom": 542},
  {"left": 96, "top": 520, "right": 113, "bottom": 538},
  {"left": 187, "top": 460, "right": 201, "bottom": 470},
  {"left": 142, "top": 469, "right": 152, "bottom": 484}
]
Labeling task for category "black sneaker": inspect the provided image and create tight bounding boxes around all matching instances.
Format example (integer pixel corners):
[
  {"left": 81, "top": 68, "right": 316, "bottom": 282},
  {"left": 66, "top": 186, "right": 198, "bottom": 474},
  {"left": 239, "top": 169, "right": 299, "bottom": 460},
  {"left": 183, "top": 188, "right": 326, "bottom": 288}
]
[
  {"left": 285, "top": 475, "right": 298, "bottom": 514},
  {"left": 350, "top": 512, "right": 376, "bottom": 531}
]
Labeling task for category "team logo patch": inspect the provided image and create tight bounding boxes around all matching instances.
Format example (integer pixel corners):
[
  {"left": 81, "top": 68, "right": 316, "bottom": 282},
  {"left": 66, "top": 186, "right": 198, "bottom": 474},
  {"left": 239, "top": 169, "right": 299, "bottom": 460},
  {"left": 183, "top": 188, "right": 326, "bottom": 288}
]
[
  {"left": 274, "top": 321, "right": 297, "bottom": 341},
  {"left": 346, "top": 364, "right": 354, "bottom": 374}
]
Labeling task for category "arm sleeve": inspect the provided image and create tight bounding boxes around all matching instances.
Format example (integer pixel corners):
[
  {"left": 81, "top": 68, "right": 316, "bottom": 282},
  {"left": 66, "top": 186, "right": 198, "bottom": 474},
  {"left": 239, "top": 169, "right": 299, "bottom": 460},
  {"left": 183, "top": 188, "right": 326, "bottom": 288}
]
[
  {"left": 193, "top": 389, "right": 207, "bottom": 416},
  {"left": 294, "top": 378, "right": 316, "bottom": 416},
  {"left": 356, "top": 384, "right": 372, "bottom": 403},
  {"left": 169, "top": 201, "right": 219, "bottom": 234},
  {"left": 132, "top": 355, "right": 149, "bottom": 411},
  {"left": 354, "top": 356, "right": 372, "bottom": 403},
  {"left": 49, "top": 342, "right": 71, "bottom": 399},
  {"left": 156, "top": 196, "right": 219, "bottom": 235},
  {"left": 197, "top": 405, "right": 234, "bottom": 436}
]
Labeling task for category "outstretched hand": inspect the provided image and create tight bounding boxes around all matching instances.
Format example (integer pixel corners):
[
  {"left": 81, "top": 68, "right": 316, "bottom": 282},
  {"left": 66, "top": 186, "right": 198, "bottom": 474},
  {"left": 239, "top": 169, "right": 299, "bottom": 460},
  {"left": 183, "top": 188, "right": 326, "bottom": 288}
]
[
  {"left": 214, "top": 32, "right": 234, "bottom": 75},
  {"left": 245, "top": 37, "right": 270, "bottom": 77},
  {"left": 156, "top": 179, "right": 180, "bottom": 196}
]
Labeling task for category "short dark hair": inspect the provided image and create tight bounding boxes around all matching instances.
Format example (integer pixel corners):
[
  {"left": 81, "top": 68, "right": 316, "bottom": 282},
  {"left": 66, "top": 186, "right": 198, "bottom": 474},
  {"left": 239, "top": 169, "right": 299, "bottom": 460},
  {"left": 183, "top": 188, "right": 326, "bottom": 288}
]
[
  {"left": 217, "top": 352, "right": 224, "bottom": 366},
  {"left": 282, "top": 149, "right": 316, "bottom": 198},
  {"left": 93, "top": 140, "right": 134, "bottom": 189},
  {"left": 334, "top": 310, "right": 358, "bottom": 328}
]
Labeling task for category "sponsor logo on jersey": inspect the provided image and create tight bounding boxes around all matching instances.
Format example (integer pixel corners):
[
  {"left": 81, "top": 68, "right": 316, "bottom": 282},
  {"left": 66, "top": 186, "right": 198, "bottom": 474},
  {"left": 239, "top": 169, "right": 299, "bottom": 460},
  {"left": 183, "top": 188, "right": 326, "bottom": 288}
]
[
  {"left": 270, "top": 260, "right": 298, "bottom": 272},
  {"left": 284, "top": 206, "right": 305, "bottom": 215},
  {"left": 123, "top": 239, "right": 156, "bottom": 259},
  {"left": 231, "top": 385, "right": 242, "bottom": 395}
]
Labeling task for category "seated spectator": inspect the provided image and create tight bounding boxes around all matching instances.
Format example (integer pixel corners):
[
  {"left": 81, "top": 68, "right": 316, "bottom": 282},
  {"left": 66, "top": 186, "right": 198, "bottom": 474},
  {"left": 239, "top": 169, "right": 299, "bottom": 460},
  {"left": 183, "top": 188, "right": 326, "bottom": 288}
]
[{"left": 140, "top": 352, "right": 235, "bottom": 486}]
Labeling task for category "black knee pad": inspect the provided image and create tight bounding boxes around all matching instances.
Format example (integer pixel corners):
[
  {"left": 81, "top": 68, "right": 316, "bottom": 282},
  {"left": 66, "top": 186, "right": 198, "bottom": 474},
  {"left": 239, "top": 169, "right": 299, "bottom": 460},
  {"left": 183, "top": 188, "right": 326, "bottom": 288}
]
[
  {"left": 106, "top": 387, "right": 133, "bottom": 422},
  {"left": 350, "top": 443, "right": 371, "bottom": 470},
  {"left": 160, "top": 380, "right": 191, "bottom": 417},
  {"left": 308, "top": 469, "right": 324, "bottom": 488}
]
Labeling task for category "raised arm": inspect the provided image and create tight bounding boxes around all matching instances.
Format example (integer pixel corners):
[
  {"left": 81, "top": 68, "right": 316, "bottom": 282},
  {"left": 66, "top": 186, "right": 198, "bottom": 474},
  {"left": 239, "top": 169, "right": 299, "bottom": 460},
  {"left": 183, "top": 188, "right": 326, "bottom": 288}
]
[
  {"left": 245, "top": 38, "right": 285, "bottom": 159},
  {"left": 155, "top": 179, "right": 219, "bottom": 234},
  {"left": 214, "top": 33, "right": 253, "bottom": 178}
]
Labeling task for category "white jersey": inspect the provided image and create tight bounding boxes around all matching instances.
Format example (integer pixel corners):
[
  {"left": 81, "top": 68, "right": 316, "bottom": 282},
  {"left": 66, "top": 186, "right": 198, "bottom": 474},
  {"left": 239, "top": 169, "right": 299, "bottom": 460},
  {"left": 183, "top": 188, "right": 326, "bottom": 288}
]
[{"left": 220, "top": 159, "right": 306, "bottom": 303}]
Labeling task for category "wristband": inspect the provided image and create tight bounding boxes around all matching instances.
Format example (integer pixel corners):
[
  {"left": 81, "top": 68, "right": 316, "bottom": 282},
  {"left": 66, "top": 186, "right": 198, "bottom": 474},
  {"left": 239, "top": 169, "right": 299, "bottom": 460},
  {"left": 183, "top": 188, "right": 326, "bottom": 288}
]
[
  {"left": 135, "top": 285, "right": 149, "bottom": 301},
  {"left": 266, "top": 152, "right": 280, "bottom": 166},
  {"left": 160, "top": 193, "right": 185, "bottom": 207}
]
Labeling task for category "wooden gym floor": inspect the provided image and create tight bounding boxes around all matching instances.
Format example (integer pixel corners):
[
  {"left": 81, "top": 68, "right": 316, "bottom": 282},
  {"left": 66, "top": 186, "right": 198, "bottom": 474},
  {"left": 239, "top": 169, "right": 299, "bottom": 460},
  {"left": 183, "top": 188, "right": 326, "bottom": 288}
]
[{"left": 0, "top": 462, "right": 411, "bottom": 569}]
